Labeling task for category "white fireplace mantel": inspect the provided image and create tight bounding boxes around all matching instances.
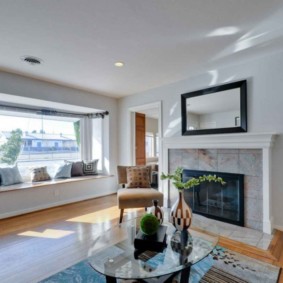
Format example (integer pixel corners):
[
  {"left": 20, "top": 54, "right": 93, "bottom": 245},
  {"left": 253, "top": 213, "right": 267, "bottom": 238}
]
[
  {"left": 161, "top": 132, "right": 277, "bottom": 234},
  {"left": 162, "top": 132, "right": 276, "bottom": 149}
]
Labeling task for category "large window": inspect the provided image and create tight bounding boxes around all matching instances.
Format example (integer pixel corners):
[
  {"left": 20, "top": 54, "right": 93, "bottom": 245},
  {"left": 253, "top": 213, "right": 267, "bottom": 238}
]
[
  {"left": 145, "top": 132, "right": 159, "bottom": 158},
  {"left": 155, "top": 134, "right": 159, "bottom": 157},
  {"left": 145, "top": 132, "right": 154, "bottom": 158},
  {"left": 0, "top": 108, "right": 103, "bottom": 181}
]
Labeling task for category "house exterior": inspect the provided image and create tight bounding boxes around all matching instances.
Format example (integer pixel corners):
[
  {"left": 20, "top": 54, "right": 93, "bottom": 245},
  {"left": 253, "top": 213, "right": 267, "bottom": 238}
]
[{"left": 0, "top": 131, "right": 78, "bottom": 153}]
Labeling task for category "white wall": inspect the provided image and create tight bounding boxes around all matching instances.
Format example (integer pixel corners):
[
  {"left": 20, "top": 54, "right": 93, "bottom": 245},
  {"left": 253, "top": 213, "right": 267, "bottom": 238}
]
[
  {"left": 118, "top": 51, "right": 283, "bottom": 230},
  {"left": 0, "top": 177, "right": 116, "bottom": 219}
]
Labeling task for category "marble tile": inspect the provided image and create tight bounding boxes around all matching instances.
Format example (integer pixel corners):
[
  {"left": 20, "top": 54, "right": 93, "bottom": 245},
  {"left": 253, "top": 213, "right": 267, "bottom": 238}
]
[
  {"left": 232, "top": 225, "right": 264, "bottom": 238},
  {"left": 169, "top": 148, "right": 183, "bottom": 155},
  {"left": 218, "top": 149, "right": 239, "bottom": 154},
  {"left": 169, "top": 149, "right": 182, "bottom": 172},
  {"left": 239, "top": 149, "right": 262, "bottom": 155},
  {"left": 198, "top": 149, "right": 218, "bottom": 171},
  {"left": 245, "top": 197, "right": 262, "bottom": 222},
  {"left": 245, "top": 219, "right": 263, "bottom": 231},
  {"left": 257, "top": 238, "right": 271, "bottom": 250},
  {"left": 190, "top": 213, "right": 272, "bottom": 249},
  {"left": 192, "top": 215, "right": 220, "bottom": 236},
  {"left": 239, "top": 153, "right": 262, "bottom": 177},
  {"left": 181, "top": 149, "right": 199, "bottom": 169},
  {"left": 184, "top": 149, "right": 198, "bottom": 155},
  {"left": 257, "top": 233, "right": 273, "bottom": 249},
  {"left": 209, "top": 219, "right": 268, "bottom": 248},
  {"left": 209, "top": 220, "right": 234, "bottom": 237},
  {"left": 257, "top": 187, "right": 263, "bottom": 200},
  {"left": 229, "top": 229, "right": 262, "bottom": 246},
  {"left": 217, "top": 153, "right": 239, "bottom": 173},
  {"left": 244, "top": 176, "right": 262, "bottom": 199}
]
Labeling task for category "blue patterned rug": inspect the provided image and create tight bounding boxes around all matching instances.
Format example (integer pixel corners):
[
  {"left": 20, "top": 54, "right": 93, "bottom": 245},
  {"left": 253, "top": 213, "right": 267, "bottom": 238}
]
[{"left": 40, "top": 247, "right": 280, "bottom": 283}]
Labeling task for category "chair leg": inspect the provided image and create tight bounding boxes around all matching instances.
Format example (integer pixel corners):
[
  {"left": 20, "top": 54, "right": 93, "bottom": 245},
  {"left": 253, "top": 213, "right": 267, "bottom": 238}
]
[{"left": 119, "top": 209, "right": 124, "bottom": 224}]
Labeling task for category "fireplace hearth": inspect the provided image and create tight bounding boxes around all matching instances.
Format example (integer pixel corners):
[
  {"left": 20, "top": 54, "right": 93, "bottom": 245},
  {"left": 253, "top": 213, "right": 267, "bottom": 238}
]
[{"left": 182, "top": 169, "right": 244, "bottom": 226}]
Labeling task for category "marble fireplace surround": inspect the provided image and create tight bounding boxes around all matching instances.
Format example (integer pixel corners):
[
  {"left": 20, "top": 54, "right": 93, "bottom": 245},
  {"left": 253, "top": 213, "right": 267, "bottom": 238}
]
[{"left": 161, "top": 133, "right": 276, "bottom": 234}]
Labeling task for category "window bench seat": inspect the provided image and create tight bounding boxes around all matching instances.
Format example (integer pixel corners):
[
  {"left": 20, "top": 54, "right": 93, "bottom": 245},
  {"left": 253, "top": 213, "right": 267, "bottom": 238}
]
[
  {"left": 0, "top": 175, "right": 113, "bottom": 193},
  {"left": 0, "top": 174, "right": 116, "bottom": 219}
]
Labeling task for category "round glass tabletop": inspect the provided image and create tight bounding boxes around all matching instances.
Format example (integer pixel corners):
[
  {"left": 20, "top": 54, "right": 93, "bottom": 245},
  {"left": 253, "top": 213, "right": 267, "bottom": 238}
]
[{"left": 88, "top": 216, "right": 218, "bottom": 281}]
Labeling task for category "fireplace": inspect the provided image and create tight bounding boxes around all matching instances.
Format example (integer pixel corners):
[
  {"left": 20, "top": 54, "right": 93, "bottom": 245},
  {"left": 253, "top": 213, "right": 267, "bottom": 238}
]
[
  {"left": 163, "top": 133, "right": 276, "bottom": 234},
  {"left": 182, "top": 169, "right": 244, "bottom": 227}
]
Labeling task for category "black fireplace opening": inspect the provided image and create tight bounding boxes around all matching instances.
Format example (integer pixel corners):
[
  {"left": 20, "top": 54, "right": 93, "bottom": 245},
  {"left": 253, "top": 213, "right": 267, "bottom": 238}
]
[{"left": 182, "top": 169, "right": 244, "bottom": 226}]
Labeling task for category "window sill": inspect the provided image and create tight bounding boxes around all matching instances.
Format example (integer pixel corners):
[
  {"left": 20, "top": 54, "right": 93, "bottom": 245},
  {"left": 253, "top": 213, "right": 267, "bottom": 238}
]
[{"left": 0, "top": 175, "right": 113, "bottom": 193}]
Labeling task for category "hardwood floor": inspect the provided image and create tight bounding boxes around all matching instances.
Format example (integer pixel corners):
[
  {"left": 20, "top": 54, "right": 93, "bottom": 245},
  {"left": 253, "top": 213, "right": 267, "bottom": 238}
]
[{"left": 0, "top": 194, "right": 282, "bottom": 283}]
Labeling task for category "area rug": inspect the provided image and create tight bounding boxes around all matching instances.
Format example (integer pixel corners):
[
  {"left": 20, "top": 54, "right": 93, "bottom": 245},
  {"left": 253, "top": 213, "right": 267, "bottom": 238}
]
[{"left": 40, "top": 246, "right": 280, "bottom": 283}]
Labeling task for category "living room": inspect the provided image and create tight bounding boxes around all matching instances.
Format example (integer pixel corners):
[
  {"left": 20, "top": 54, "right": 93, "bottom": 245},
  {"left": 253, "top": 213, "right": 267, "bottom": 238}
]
[{"left": 1, "top": 1, "right": 283, "bottom": 282}]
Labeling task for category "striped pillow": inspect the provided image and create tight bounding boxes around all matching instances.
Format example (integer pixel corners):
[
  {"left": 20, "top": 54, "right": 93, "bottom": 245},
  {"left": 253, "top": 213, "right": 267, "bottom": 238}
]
[{"left": 83, "top": 160, "right": 99, "bottom": 175}]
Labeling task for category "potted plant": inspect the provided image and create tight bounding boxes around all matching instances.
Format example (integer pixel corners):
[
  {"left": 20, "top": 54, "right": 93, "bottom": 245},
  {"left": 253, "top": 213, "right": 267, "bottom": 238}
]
[{"left": 161, "top": 167, "right": 225, "bottom": 231}]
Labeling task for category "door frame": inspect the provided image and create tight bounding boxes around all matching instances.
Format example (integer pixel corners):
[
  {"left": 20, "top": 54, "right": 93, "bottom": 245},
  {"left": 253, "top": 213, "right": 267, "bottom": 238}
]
[{"left": 128, "top": 101, "right": 163, "bottom": 172}]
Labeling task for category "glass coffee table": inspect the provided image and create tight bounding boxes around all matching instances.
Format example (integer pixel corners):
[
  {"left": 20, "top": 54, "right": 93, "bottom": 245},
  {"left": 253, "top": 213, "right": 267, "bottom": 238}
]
[{"left": 88, "top": 217, "right": 218, "bottom": 283}]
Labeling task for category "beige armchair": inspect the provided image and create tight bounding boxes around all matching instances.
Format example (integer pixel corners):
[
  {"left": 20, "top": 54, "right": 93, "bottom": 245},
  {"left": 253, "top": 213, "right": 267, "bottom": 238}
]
[{"left": 117, "top": 166, "right": 164, "bottom": 223}]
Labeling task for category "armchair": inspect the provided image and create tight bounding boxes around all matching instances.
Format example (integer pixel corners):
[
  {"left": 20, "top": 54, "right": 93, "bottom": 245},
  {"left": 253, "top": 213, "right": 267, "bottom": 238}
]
[{"left": 117, "top": 165, "right": 164, "bottom": 223}]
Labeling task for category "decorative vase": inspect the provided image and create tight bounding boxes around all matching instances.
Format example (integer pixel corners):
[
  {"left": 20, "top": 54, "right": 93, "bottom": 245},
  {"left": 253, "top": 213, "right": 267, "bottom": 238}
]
[
  {"left": 170, "top": 190, "right": 192, "bottom": 231},
  {"left": 148, "top": 199, "right": 164, "bottom": 224}
]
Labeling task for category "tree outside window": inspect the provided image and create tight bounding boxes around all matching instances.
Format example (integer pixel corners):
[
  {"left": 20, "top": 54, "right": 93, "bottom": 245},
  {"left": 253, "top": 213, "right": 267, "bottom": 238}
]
[{"left": 0, "top": 128, "right": 23, "bottom": 165}]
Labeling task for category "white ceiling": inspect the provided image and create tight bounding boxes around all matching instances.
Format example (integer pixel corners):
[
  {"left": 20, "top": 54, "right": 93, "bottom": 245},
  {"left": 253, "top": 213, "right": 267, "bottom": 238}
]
[{"left": 1, "top": 0, "right": 283, "bottom": 98}]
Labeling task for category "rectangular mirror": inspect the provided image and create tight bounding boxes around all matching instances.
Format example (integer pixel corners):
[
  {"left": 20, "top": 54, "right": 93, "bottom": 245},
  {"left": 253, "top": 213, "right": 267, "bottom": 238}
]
[{"left": 181, "top": 80, "right": 247, "bottom": 135}]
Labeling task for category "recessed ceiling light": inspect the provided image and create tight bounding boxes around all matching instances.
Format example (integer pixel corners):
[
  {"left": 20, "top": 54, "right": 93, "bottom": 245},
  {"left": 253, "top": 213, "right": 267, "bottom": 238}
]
[
  {"left": 21, "top": 56, "right": 43, "bottom": 65},
  {"left": 114, "top": 61, "right": 124, "bottom": 67}
]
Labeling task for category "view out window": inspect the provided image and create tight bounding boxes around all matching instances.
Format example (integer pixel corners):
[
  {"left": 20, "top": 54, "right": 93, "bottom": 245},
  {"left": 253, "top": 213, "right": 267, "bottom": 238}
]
[
  {"left": 146, "top": 133, "right": 154, "bottom": 158},
  {"left": 0, "top": 111, "right": 82, "bottom": 181},
  {"left": 155, "top": 134, "right": 159, "bottom": 157}
]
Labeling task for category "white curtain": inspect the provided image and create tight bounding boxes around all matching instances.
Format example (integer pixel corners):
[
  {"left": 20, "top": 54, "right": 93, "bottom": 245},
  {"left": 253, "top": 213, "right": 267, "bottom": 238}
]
[{"left": 80, "top": 117, "right": 93, "bottom": 161}]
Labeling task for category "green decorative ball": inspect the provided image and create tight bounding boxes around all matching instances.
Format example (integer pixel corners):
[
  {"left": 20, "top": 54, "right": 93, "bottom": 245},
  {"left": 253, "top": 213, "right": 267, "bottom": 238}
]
[{"left": 140, "top": 214, "right": 160, "bottom": 236}]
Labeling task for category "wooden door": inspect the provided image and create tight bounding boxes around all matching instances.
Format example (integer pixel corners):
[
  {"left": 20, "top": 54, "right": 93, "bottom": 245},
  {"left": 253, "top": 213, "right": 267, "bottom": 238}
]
[{"left": 135, "top": 112, "right": 146, "bottom": 165}]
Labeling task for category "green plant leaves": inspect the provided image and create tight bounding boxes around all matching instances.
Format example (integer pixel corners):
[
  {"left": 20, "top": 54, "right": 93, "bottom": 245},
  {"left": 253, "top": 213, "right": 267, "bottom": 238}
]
[{"left": 161, "top": 167, "right": 226, "bottom": 191}]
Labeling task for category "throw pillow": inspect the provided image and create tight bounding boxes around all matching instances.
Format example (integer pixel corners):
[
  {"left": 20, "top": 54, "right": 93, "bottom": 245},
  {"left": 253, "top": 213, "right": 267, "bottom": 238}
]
[
  {"left": 65, "top": 161, "right": 84, "bottom": 177},
  {"left": 83, "top": 159, "right": 99, "bottom": 175},
  {"left": 31, "top": 166, "right": 51, "bottom": 182},
  {"left": 0, "top": 165, "right": 23, "bottom": 186},
  {"left": 126, "top": 166, "right": 151, "bottom": 188},
  {"left": 54, "top": 163, "right": 72, "bottom": 179}
]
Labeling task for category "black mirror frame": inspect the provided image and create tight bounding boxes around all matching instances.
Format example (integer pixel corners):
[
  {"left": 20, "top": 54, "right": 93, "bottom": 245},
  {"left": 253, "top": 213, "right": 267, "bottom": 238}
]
[{"left": 181, "top": 80, "right": 247, "bottom": 135}]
